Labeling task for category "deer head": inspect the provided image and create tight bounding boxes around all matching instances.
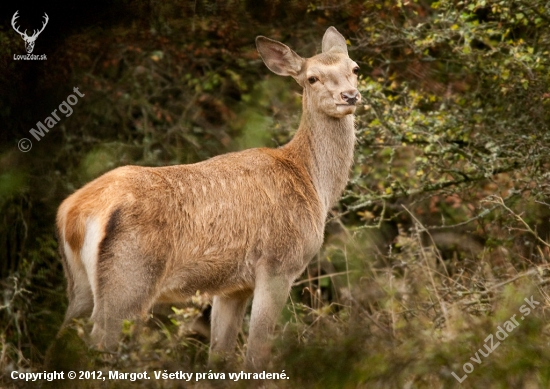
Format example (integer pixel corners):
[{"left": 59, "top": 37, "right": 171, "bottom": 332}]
[
  {"left": 256, "top": 27, "right": 361, "bottom": 119},
  {"left": 11, "top": 11, "right": 49, "bottom": 54}
]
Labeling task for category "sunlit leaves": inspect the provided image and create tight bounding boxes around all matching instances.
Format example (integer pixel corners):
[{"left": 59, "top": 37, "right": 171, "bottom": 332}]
[{"left": 348, "top": 0, "right": 550, "bottom": 229}]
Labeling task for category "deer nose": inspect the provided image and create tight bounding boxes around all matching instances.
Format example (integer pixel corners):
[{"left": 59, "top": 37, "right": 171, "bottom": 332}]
[{"left": 341, "top": 90, "right": 360, "bottom": 105}]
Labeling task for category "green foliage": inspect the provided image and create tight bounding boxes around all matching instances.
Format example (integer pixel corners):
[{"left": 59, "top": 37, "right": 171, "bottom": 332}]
[{"left": 351, "top": 0, "right": 550, "bottom": 217}]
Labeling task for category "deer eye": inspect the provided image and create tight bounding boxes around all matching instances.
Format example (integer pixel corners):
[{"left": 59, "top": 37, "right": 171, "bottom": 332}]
[
  {"left": 353, "top": 67, "right": 360, "bottom": 75},
  {"left": 308, "top": 76, "right": 318, "bottom": 85}
]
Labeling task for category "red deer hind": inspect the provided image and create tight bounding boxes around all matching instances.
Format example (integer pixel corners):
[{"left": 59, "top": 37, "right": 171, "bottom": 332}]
[{"left": 56, "top": 26, "right": 361, "bottom": 369}]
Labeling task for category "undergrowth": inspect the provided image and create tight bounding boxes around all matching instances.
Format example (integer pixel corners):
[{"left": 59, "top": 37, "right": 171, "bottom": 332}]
[{"left": 6, "top": 220, "right": 547, "bottom": 389}]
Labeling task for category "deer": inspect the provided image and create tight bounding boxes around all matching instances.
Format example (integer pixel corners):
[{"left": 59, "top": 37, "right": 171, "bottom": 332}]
[
  {"left": 55, "top": 26, "right": 361, "bottom": 369},
  {"left": 11, "top": 11, "right": 49, "bottom": 54}
]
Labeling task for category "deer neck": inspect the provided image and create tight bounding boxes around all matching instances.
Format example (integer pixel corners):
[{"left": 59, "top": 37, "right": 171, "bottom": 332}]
[{"left": 283, "top": 98, "right": 356, "bottom": 215}]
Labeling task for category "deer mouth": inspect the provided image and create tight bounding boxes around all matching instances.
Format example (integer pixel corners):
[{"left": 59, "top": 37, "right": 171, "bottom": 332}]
[
  {"left": 333, "top": 104, "right": 357, "bottom": 117},
  {"left": 336, "top": 103, "right": 358, "bottom": 109}
]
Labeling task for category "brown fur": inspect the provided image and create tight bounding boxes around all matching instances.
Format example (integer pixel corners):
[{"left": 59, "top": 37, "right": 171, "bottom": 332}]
[{"left": 56, "top": 26, "right": 361, "bottom": 369}]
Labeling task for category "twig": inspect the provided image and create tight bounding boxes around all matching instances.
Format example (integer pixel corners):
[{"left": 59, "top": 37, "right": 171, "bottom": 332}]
[
  {"left": 457, "top": 268, "right": 539, "bottom": 297},
  {"left": 485, "top": 195, "right": 550, "bottom": 249},
  {"left": 427, "top": 205, "right": 499, "bottom": 230},
  {"left": 293, "top": 270, "right": 359, "bottom": 287}
]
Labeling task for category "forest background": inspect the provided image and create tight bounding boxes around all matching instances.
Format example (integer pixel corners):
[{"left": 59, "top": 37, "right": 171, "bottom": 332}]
[{"left": 1, "top": 0, "right": 550, "bottom": 387}]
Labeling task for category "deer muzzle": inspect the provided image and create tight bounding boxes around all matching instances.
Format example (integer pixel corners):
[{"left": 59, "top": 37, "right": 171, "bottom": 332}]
[{"left": 341, "top": 90, "right": 361, "bottom": 105}]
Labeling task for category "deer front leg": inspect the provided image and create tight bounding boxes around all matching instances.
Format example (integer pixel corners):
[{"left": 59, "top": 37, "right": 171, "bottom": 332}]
[
  {"left": 209, "top": 291, "right": 251, "bottom": 366},
  {"left": 246, "top": 265, "right": 293, "bottom": 370}
]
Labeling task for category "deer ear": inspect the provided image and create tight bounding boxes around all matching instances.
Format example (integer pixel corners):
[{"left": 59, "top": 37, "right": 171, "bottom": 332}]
[
  {"left": 256, "top": 36, "right": 304, "bottom": 78},
  {"left": 322, "top": 26, "right": 348, "bottom": 55}
]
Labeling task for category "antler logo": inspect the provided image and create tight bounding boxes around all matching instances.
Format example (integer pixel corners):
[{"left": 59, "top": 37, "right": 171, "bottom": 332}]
[{"left": 11, "top": 11, "right": 49, "bottom": 54}]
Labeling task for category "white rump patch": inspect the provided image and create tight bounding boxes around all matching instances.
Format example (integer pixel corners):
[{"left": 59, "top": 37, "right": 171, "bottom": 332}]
[{"left": 80, "top": 217, "right": 102, "bottom": 302}]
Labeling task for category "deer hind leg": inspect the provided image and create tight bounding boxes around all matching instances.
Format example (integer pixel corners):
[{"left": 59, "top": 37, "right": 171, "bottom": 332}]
[
  {"left": 209, "top": 290, "right": 252, "bottom": 366},
  {"left": 91, "top": 252, "right": 164, "bottom": 349},
  {"left": 63, "top": 267, "right": 94, "bottom": 325},
  {"left": 246, "top": 263, "right": 293, "bottom": 370},
  {"left": 60, "top": 242, "right": 94, "bottom": 326},
  {"left": 90, "top": 216, "right": 165, "bottom": 350}
]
